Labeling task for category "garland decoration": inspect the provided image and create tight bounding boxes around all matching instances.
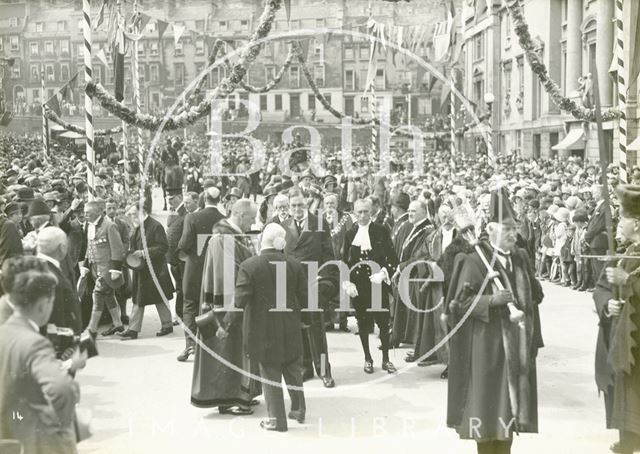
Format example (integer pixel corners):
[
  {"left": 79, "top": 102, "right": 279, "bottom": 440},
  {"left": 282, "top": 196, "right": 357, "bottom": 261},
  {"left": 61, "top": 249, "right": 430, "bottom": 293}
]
[
  {"left": 175, "top": 39, "right": 227, "bottom": 115},
  {"left": 85, "top": 0, "right": 283, "bottom": 131},
  {"left": 236, "top": 46, "right": 296, "bottom": 93},
  {"left": 294, "top": 42, "right": 377, "bottom": 125},
  {"left": 506, "top": 0, "right": 620, "bottom": 122},
  {"left": 44, "top": 107, "right": 124, "bottom": 136}
]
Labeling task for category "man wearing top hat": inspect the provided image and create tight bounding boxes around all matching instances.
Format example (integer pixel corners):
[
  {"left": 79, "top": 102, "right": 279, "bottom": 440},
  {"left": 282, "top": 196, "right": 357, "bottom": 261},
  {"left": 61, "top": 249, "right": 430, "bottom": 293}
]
[{"left": 445, "top": 188, "right": 543, "bottom": 454}]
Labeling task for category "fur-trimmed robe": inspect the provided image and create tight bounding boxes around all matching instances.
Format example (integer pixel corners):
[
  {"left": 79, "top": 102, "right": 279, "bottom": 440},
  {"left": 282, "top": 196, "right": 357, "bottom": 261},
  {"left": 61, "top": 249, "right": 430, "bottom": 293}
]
[{"left": 446, "top": 240, "right": 544, "bottom": 441}]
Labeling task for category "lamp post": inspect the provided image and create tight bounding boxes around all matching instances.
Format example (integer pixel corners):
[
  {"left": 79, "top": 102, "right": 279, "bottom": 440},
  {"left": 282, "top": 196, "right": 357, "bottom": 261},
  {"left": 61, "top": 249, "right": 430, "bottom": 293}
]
[{"left": 484, "top": 92, "right": 495, "bottom": 163}]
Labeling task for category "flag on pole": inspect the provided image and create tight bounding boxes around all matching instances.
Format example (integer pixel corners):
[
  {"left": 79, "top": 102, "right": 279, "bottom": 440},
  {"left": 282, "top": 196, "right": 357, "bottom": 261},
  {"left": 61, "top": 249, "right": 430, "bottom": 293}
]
[
  {"left": 433, "top": 9, "right": 453, "bottom": 62},
  {"left": 284, "top": 0, "right": 291, "bottom": 23},
  {"left": 138, "top": 13, "right": 152, "bottom": 33},
  {"left": 46, "top": 94, "right": 62, "bottom": 117},
  {"left": 94, "top": 0, "right": 107, "bottom": 29},
  {"left": 157, "top": 19, "right": 168, "bottom": 40},
  {"left": 172, "top": 23, "right": 185, "bottom": 47},
  {"left": 96, "top": 47, "right": 109, "bottom": 67},
  {"left": 113, "top": 23, "right": 126, "bottom": 102}
]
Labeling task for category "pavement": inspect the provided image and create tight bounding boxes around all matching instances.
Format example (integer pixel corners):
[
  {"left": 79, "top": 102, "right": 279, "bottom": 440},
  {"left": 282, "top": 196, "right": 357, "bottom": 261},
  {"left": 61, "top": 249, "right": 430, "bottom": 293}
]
[{"left": 76, "top": 190, "right": 614, "bottom": 453}]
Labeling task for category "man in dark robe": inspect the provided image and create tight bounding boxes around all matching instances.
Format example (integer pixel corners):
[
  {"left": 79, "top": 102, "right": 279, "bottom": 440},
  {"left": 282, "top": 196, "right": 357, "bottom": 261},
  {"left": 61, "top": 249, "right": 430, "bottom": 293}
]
[
  {"left": 445, "top": 189, "right": 543, "bottom": 454},
  {"left": 392, "top": 201, "right": 433, "bottom": 349},
  {"left": 410, "top": 204, "right": 457, "bottom": 367},
  {"left": 594, "top": 184, "right": 640, "bottom": 454},
  {"left": 190, "top": 199, "right": 261, "bottom": 414}
]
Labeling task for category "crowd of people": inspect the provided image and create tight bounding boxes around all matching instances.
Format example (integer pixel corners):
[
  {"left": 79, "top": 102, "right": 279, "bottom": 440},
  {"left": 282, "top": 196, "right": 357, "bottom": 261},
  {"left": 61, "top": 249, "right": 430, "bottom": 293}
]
[{"left": 0, "top": 129, "right": 639, "bottom": 454}]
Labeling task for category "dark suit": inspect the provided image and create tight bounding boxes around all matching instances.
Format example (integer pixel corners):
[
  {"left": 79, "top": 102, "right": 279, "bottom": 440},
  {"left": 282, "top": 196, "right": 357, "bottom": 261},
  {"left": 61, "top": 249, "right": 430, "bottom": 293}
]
[
  {"left": 0, "top": 216, "right": 23, "bottom": 272},
  {"left": 178, "top": 206, "right": 224, "bottom": 347},
  {"left": 232, "top": 249, "right": 306, "bottom": 430},
  {"left": 584, "top": 201, "right": 608, "bottom": 283},
  {"left": 166, "top": 204, "right": 187, "bottom": 319},
  {"left": 282, "top": 213, "right": 335, "bottom": 379},
  {"left": 128, "top": 216, "right": 174, "bottom": 333},
  {"left": 42, "top": 259, "right": 82, "bottom": 337},
  {"left": 0, "top": 314, "right": 79, "bottom": 454}
]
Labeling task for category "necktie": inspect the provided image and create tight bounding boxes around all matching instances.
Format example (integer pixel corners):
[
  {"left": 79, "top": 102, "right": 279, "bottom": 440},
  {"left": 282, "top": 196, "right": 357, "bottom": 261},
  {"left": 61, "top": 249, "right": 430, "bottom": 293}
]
[
  {"left": 296, "top": 220, "right": 303, "bottom": 234},
  {"left": 495, "top": 249, "right": 513, "bottom": 274}
]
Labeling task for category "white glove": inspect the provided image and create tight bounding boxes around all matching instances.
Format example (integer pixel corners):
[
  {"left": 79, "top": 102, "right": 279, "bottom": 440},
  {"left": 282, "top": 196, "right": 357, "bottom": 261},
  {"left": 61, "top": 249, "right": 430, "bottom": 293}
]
[
  {"left": 341, "top": 281, "right": 359, "bottom": 298},
  {"left": 109, "top": 270, "right": 122, "bottom": 281},
  {"left": 369, "top": 269, "right": 388, "bottom": 285},
  {"left": 607, "top": 299, "right": 623, "bottom": 317}
]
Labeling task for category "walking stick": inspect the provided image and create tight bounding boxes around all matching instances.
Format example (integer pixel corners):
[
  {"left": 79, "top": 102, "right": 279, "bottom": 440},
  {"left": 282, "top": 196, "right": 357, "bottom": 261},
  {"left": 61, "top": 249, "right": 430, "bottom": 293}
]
[{"left": 461, "top": 230, "right": 525, "bottom": 325}]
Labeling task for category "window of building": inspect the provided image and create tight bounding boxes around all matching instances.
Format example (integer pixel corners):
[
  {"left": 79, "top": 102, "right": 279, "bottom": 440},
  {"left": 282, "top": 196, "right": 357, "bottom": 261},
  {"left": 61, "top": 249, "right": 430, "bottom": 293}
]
[
  {"left": 150, "top": 41, "right": 158, "bottom": 56},
  {"left": 375, "top": 68, "right": 385, "bottom": 90},
  {"left": 31, "top": 65, "right": 39, "bottom": 81},
  {"left": 9, "top": 17, "right": 18, "bottom": 28},
  {"left": 149, "top": 63, "right": 160, "bottom": 83},
  {"left": 195, "top": 39, "right": 204, "bottom": 55},
  {"left": 260, "top": 94, "right": 267, "bottom": 110},
  {"left": 174, "top": 63, "right": 184, "bottom": 85},
  {"left": 359, "top": 44, "right": 370, "bottom": 59},
  {"left": 344, "top": 96, "right": 354, "bottom": 116},
  {"left": 473, "top": 32, "right": 484, "bottom": 61},
  {"left": 308, "top": 93, "right": 316, "bottom": 110},
  {"left": 146, "top": 21, "right": 157, "bottom": 33},
  {"left": 137, "top": 41, "right": 145, "bottom": 55},
  {"left": 345, "top": 69, "right": 355, "bottom": 90},
  {"left": 10, "top": 36, "right": 19, "bottom": 51},
  {"left": 314, "top": 41, "right": 324, "bottom": 61},
  {"left": 175, "top": 40, "right": 183, "bottom": 56},
  {"left": 263, "top": 42, "right": 273, "bottom": 57},
  {"left": 60, "top": 40, "right": 70, "bottom": 55},
  {"left": 290, "top": 20, "right": 300, "bottom": 30},
  {"left": 61, "top": 63, "right": 69, "bottom": 81},
  {"left": 195, "top": 20, "right": 205, "bottom": 30},
  {"left": 11, "top": 64, "right": 20, "bottom": 79},
  {"left": 36, "top": 22, "right": 43, "bottom": 33},
  {"left": 275, "top": 94, "right": 282, "bottom": 111},
  {"left": 316, "top": 18, "right": 325, "bottom": 28},
  {"left": 314, "top": 64, "right": 325, "bottom": 87},
  {"left": 515, "top": 129, "right": 522, "bottom": 150},
  {"left": 265, "top": 66, "right": 276, "bottom": 81},
  {"left": 219, "top": 20, "right": 228, "bottom": 31},
  {"left": 289, "top": 66, "right": 300, "bottom": 88},
  {"left": 45, "top": 64, "right": 54, "bottom": 81},
  {"left": 503, "top": 61, "right": 512, "bottom": 97},
  {"left": 473, "top": 77, "right": 484, "bottom": 108},
  {"left": 360, "top": 95, "right": 369, "bottom": 113},
  {"left": 517, "top": 56, "right": 524, "bottom": 95},
  {"left": 30, "top": 42, "right": 38, "bottom": 56},
  {"left": 57, "top": 21, "right": 67, "bottom": 32},
  {"left": 33, "top": 88, "right": 40, "bottom": 102},
  {"left": 240, "top": 20, "right": 249, "bottom": 30},
  {"left": 45, "top": 41, "right": 53, "bottom": 54},
  {"left": 504, "top": 12, "right": 511, "bottom": 47},
  {"left": 344, "top": 46, "right": 354, "bottom": 60}
]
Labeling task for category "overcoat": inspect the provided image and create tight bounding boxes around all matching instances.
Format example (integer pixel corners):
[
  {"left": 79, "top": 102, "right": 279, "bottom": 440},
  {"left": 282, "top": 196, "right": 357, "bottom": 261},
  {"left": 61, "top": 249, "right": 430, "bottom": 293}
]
[{"left": 129, "top": 216, "right": 175, "bottom": 307}]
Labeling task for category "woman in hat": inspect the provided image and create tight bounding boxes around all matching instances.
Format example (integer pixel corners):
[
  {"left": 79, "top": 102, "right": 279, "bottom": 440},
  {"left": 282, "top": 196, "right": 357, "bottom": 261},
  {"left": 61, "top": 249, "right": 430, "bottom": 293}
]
[{"left": 593, "top": 184, "right": 640, "bottom": 454}]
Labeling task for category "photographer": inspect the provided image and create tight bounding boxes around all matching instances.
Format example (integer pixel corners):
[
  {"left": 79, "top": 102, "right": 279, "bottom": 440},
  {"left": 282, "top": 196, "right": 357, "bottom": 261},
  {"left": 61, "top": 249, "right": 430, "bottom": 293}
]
[{"left": 0, "top": 269, "right": 86, "bottom": 454}]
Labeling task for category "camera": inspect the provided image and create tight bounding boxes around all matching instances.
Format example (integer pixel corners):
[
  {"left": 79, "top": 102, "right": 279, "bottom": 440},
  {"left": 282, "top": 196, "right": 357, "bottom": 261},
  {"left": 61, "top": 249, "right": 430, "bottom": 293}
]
[{"left": 46, "top": 325, "right": 99, "bottom": 359}]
